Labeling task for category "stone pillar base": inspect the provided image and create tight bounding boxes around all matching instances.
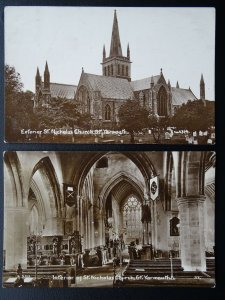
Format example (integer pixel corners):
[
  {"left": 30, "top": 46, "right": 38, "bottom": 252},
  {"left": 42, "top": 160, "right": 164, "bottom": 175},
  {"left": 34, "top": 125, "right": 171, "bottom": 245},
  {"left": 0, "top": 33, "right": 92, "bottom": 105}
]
[{"left": 142, "top": 245, "right": 153, "bottom": 260}]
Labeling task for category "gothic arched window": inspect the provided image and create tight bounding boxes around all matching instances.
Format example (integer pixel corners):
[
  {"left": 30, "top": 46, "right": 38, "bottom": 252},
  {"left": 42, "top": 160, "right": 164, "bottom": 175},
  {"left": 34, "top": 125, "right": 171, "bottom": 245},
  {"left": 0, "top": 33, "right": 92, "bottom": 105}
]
[
  {"left": 139, "top": 91, "right": 146, "bottom": 107},
  {"left": 126, "top": 66, "right": 128, "bottom": 76},
  {"left": 78, "top": 86, "right": 90, "bottom": 114},
  {"left": 157, "top": 86, "right": 168, "bottom": 116},
  {"left": 104, "top": 67, "right": 107, "bottom": 76},
  {"left": 123, "top": 196, "right": 142, "bottom": 241},
  {"left": 105, "top": 104, "right": 111, "bottom": 120},
  {"left": 111, "top": 65, "right": 113, "bottom": 76},
  {"left": 118, "top": 65, "right": 120, "bottom": 75}
]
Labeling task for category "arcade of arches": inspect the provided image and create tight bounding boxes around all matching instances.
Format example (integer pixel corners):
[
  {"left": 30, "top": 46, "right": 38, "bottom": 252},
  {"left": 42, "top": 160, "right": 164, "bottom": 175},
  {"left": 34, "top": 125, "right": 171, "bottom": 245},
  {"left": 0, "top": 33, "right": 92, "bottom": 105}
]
[{"left": 4, "top": 151, "right": 215, "bottom": 275}]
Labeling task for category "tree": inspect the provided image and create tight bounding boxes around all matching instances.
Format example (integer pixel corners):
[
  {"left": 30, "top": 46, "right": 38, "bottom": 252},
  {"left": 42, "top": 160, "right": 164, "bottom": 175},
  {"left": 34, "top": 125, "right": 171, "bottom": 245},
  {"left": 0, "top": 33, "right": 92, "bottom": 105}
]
[
  {"left": 171, "top": 100, "right": 215, "bottom": 132},
  {"left": 118, "top": 100, "right": 150, "bottom": 143},
  {"left": 54, "top": 99, "right": 92, "bottom": 141},
  {"left": 148, "top": 114, "right": 171, "bottom": 144},
  {"left": 5, "top": 65, "right": 35, "bottom": 142},
  {"left": 36, "top": 98, "right": 92, "bottom": 142},
  {"left": 5, "top": 65, "right": 23, "bottom": 97}
]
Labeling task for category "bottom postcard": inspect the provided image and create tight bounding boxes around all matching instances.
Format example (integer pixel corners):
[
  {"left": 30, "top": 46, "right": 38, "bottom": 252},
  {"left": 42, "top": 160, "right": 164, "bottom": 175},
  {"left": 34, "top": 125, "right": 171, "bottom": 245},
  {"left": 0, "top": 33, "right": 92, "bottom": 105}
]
[{"left": 3, "top": 151, "right": 215, "bottom": 287}]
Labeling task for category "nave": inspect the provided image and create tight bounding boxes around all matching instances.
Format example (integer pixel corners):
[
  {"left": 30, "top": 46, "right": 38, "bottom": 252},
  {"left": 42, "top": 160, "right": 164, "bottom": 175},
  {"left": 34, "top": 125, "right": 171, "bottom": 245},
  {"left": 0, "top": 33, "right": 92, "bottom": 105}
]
[{"left": 3, "top": 151, "right": 215, "bottom": 287}]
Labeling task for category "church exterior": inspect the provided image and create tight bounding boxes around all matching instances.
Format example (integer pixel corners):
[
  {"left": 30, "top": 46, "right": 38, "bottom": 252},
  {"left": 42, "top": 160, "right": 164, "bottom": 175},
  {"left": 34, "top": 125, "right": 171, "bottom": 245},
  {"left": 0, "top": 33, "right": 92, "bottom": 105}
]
[{"left": 34, "top": 10, "right": 206, "bottom": 129}]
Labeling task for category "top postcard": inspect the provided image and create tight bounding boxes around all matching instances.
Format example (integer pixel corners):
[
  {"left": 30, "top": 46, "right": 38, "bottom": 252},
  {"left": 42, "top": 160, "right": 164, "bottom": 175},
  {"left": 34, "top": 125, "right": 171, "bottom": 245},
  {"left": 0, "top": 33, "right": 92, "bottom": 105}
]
[{"left": 4, "top": 7, "right": 215, "bottom": 144}]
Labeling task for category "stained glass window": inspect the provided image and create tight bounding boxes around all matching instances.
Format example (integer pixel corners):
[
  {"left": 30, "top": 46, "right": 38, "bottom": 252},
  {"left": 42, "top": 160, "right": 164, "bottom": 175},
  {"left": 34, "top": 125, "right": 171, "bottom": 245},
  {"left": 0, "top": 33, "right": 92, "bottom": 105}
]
[{"left": 123, "top": 196, "right": 142, "bottom": 240}]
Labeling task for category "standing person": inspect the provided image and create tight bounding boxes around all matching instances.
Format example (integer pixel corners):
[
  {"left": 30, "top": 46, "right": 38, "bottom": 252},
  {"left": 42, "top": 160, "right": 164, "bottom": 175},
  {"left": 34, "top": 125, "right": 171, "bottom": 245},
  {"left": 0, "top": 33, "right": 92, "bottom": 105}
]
[{"left": 16, "top": 264, "right": 23, "bottom": 277}]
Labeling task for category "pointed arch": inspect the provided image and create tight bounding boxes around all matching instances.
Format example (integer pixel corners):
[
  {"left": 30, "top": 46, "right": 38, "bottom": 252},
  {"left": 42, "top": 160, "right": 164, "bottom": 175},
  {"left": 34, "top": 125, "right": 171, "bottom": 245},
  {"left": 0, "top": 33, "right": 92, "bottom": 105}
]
[
  {"left": 98, "top": 171, "right": 144, "bottom": 208},
  {"left": 157, "top": 85, "right": 168, "bottom": 116},
  {"left": 31, "top": 157, "right": 63, "bottom": 218},
  {"left": 4, "top": 152, "right": 24, "bottom": 207},
  {"left": 73, "top": 152, "right": 156, "bottom": 198},
  {"left": 105, "top": 104, "right": 111, "bottom": 120}
]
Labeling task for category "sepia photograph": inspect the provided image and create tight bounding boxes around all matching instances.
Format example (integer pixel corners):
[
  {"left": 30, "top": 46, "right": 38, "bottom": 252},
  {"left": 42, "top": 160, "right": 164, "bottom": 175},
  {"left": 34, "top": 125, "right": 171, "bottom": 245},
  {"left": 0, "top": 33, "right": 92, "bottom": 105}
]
[
  {"left": 4, "top": 7, "right": 215, "bottom": 144},
  {"left": 3, "top": 151, "right": 215, "bottom": 287}
]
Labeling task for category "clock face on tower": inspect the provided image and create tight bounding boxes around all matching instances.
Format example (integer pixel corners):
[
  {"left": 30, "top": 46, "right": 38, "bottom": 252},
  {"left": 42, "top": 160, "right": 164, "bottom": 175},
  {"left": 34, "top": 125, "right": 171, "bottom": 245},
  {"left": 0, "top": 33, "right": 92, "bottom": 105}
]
[{"left": 151, "top": 181, "right": 157, "bottom": 195}]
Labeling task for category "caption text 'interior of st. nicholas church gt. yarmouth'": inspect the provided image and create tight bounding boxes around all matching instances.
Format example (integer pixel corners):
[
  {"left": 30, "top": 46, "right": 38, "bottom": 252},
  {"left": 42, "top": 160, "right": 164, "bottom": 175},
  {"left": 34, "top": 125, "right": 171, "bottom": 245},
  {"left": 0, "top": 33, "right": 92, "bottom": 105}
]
[{"left": 3, "top": 151, "right": 215, "bottom": 287}]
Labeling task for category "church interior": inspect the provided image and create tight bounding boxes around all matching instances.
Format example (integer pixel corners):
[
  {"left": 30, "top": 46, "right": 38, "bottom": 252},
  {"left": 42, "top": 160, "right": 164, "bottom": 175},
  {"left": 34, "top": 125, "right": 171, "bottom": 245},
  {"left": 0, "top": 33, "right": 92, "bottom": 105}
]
[{"left": 3, "top": 151, "right": 215, "bottom": 287}]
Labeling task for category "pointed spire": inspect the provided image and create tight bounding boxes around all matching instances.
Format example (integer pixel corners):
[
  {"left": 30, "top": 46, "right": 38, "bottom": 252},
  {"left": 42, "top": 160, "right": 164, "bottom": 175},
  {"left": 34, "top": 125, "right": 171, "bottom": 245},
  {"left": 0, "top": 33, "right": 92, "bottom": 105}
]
[
  {"left": 110, "top": 10, "right": 122, "bottom": 57},
  {"left": 36, "top": 67, "right": 40, "bottom": 77},
  {"left": 200, "top": 73, "right": 204, "bottom": 83},
  {"left": 160, "top": 68, "right": 163, "bottom": 75},
  {"left": 127, "top": 43, "right": 130, "bottom": 60},
  {"left": 103, "top": 45, "right": 106, "bottom": 61},
  {"left": 168, "top": 79, "right": 171, "bottom": 90},
  {"left": 44, "top": 61, "right": 49, "bottom": 74},
  {"left": 151, "top": 76, "right": 154, "bottom": 87},
  {"left": 82, "top": 67, "right": 84, "bottom": 73},
  {"left": 176, "top": 81, "right": 179, "bottom": 88},
  {"left": 44, "top": 61, "right": 50, "bottom": 89},
  {"left": 35, "top": 66, "right": 41, "bottom": 89},
  {"left": 200, "top": 73, "right": 205, "bottom": 100}
]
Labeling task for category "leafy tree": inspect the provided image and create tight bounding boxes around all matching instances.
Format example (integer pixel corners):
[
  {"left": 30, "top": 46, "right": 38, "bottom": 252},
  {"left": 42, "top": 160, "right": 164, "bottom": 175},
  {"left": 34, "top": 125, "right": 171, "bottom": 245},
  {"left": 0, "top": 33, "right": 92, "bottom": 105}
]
[
  {"left": 36, "top": 98, "right": 92, "bottom": 142},
  {"left": 118, "top": 100, "right": 150, "bottom": 143},
  {"left": 5, "top": 65, "right": 23, "bottom": 97},
  {"left": 148, "top": 114, "right": 171, "bottom": 144},
  {"left": 53, "top": 99, "right": 92, "bottom": 141},
  {"left": 5, "top": 65, "right": 36, "bottom": 141},
  {"left": 171, "top": 100, "right": 215, "bottom": 132}
]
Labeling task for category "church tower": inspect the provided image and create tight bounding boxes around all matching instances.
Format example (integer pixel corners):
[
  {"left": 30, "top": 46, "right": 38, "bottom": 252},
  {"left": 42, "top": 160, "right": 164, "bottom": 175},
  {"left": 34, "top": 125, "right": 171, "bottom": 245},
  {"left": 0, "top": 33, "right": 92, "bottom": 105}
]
[
  {"left": 200, "top": 74, "right": 205, "bottom": 100},
  {"left": 101, "top": 10, "right": 131, "bottom": 81},
  {"left": 44, "top": 61, "right": 50, "bottom": 90}
]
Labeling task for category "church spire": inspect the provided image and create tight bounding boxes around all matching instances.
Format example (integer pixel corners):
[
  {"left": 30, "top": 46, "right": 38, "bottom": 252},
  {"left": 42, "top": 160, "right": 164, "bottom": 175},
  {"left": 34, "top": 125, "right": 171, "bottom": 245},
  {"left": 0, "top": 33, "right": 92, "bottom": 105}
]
[
  {"left": 103, "top": 45, "right": 106, "bottom": 61},
  {"left": 35, "top": 67, "right": 41, "bottom": 90},
  {"left": 127, "top": 43, "right": 130, "bottom": 60},
  {"left": 109, "top": 10, "right": 122, "bottom": 57},
  {"left": 44, "top": 61, "right": 50, "bottom": 89},
  {"left": 44, "top": 61, "right": 49, "bottom": 74},
  {"left": 176, "top": 81, "right": 179, "bottom": 88},
  {"left": 151, "top": 76, "right": 154, "bottom": 88},
  {"left": 168, "top": 79, "right": 171, "bottom": 90},
  {"left": 200, "top": 73, "right": 205, "bottom": 100},
  {"left": 36, "top": 67, "right": 40, "bottom": 78}
]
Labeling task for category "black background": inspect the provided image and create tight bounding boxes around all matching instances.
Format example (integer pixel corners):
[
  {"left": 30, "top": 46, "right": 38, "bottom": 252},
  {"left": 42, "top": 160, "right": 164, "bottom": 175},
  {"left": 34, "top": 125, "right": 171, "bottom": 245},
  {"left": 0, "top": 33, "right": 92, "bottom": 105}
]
[{"left": 0, "top": 0, "right": 224, "bottom": 299}]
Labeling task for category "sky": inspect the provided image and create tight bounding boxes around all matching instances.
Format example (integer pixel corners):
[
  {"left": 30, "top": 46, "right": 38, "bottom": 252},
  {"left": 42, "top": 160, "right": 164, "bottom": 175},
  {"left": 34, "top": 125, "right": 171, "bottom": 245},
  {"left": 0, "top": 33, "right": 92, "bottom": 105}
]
[{"left": 5, "top": 6, "right": 215, "bottom": 100}]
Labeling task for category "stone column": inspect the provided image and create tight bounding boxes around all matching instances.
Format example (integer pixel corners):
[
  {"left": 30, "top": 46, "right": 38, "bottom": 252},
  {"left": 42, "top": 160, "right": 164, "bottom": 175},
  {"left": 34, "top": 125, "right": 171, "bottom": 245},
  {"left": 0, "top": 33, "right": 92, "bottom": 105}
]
[
  {"left": 4, "top": 207, "right": 29, "bottom": 269},
  {"left": 150, "top": 200, "right": 154, "bottom": 248},
  {"left": 154, "top": 200, "right": 158, "bottom": 251},
  {"left": 177, "top": 196, "right": 206, "bottom": 271},
  {"left": 142, "top": 221, "right": 149, "bottom": 245}
]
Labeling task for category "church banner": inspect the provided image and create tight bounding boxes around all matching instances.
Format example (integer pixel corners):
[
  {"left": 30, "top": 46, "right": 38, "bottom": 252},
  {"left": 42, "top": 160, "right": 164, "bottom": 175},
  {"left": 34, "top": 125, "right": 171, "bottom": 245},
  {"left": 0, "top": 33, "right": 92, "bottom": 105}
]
[
  {"left": 63, "top": 184, "right": 77, "bottom": 207},
  {"left": 150, "top": 176, "right": 159, "bottom": 201}
]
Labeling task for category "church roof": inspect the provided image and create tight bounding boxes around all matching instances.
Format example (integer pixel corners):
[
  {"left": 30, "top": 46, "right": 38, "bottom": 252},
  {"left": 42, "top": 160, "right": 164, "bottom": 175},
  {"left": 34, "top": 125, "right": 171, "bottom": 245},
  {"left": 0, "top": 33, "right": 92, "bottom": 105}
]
[
  {"left": 171, "top": 87, "right": 197, "bottom": 105},
  {"left": 49, "top": 83, "right": 77, "bottom": 99},
  {"left": 83, "top": 73, "right": 134, "bottom": 100},
  {"left": 130, "top": 75, "right": 160, "bottom": 91}
]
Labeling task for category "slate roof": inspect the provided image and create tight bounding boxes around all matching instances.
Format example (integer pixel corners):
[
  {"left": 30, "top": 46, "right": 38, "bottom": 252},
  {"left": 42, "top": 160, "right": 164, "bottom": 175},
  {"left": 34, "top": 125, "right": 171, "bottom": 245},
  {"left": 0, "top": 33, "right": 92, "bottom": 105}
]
[
  {"left": 83, "top": 73, "right": 134, "bottom": 100},
  {"left": 49, "top": 83, "right": 77, "bottom": 99},
  {"left": 171, "top": 87, "right": 197, "bottom": 105},
  {"left": 130, "top": 75, "right": 160, "bottom": 91}
]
